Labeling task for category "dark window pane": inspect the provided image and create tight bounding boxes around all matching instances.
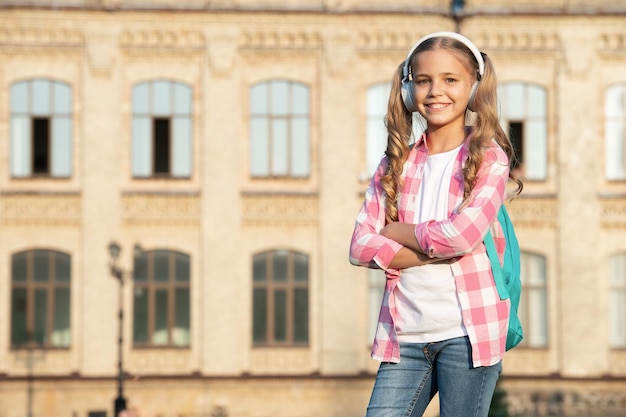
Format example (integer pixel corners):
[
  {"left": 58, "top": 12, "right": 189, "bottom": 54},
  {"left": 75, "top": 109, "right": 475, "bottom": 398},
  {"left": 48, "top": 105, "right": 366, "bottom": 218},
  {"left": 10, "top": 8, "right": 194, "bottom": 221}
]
[
  {"left": 134, "top": 252, "right": 148, "bottom": 282},
  {"left": 153, "top": 251, "right": 169, "bottom": 282},
  {"left": 175, "top": 253, "right": 190, "bottom": 282},
  {"left": 33, "top": 250, "right": 49, "bottom": 282},
  {"left": 294, "top": 288, "right": 309, "bottom": 343},
  {"left": 253, "top": 254, "right": 267, "bottom": 282},
  {"left": 293, "top": 252, "right": 308, "bottom": 282},
  {"left": 11, "top": 288, "right": 28, "bottom": 346},
  {"left": 34, "top": 289, "right": 48, "bottom": 345},
  {"left": 252, "top": 288, "right": 267, "bottom": 344},
  {"left": 33, "top": 117, "right": 50, "bottom": 174},
  {"left": 133, "top": 286, "right": 148, "bottom": 344},
  {"left": 153, "top": 289, "right": 168, "bottom": 345},
  {"left": 174, "top": 288, "right": 190, "bottom": 346},
  {"left": 273, "top": 251, "right": 288, "bottom": 282},
  {"left": 12, "top": 253, "right": 27, "bottom": 282},
  {"left": 153, "top": 118, "right": 170, "bottom": 174},
  {"left": 509, "top": 121, "right": 523, "bottom": 170},
  {"left": 274, "top": 289, "right": 286, "bottom": 342},
  {"left": 53, "top": 287, "right": 70, "bottom": 347},
  {"left": 55, "top": 252, "right": 71, "bottom": 282}
]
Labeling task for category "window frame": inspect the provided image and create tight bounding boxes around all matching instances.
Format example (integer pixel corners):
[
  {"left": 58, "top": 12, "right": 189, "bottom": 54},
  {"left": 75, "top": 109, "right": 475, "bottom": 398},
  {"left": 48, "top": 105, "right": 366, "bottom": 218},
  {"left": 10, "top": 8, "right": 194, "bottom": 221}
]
[
  {"left": 10, "top": 79, "right": 73, "bottom": 179},
  {"left": 604, "top": 83, "right": 626, "bottom": 181},
  {"left": 252, "top": 249, "right": 309, "bottom": 347},
  {"left": 518, "top": 251, "right": 548, "bottom": 348},
  {"left": 10, "top": 249, "right": 71, "bottom": 349},
  {"left": 499, "top": 82, "right": 548, "bottom": 181},
  {"left": 249, "top": 80, "right": 311, "bottom": 179},
  {"left": 132, "top": 249, "right": 191, "bottom": 348},
  {"left": 609, "top": 253, "right": 626, "bottom": 348},
  {"left": 131, "top": 80, "right": 193, "bottom": 179}
]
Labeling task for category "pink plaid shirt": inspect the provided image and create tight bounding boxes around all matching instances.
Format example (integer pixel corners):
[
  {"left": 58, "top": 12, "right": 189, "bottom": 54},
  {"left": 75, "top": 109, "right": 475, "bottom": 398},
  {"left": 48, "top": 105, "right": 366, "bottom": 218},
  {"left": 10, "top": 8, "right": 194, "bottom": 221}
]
[{"left": 349, "top": 134, "right": 510, "bottom": 368}]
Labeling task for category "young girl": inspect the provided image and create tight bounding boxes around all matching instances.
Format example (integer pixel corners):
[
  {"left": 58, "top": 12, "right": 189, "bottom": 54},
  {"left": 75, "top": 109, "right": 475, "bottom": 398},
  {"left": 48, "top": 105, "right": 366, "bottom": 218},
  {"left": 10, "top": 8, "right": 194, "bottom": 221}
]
[{"left": 349, "top": 32, "right": 523, "bottom": 417}]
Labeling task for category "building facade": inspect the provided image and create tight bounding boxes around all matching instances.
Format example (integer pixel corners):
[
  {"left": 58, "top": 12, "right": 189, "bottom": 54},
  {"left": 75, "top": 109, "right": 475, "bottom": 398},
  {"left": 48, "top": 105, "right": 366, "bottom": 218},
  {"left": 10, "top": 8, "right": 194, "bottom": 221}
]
[{"left": 1, "top": 0, "right": 626, "bottom": 416}]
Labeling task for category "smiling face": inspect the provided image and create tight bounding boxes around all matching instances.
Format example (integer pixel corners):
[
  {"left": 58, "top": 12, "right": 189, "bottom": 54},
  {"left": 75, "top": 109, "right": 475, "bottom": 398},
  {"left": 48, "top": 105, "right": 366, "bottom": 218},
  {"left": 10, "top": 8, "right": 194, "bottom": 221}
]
[{"left": 412, "top": 48, "right": 475, "bottom": 136}]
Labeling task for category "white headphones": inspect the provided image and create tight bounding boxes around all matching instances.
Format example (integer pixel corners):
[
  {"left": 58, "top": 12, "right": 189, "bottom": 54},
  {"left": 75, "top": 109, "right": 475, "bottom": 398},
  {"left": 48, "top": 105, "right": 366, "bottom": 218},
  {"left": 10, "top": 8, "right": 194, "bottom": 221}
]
[{"left": 400, "top": 31, "right": 485, "bottom": 113}]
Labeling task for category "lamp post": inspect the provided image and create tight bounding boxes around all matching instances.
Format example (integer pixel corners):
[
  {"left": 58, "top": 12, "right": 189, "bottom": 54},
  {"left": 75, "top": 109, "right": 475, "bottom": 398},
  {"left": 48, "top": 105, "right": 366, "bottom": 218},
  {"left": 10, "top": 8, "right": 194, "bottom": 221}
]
[{"left": 108, "top": 241, "right": 144, "bottom": 417}]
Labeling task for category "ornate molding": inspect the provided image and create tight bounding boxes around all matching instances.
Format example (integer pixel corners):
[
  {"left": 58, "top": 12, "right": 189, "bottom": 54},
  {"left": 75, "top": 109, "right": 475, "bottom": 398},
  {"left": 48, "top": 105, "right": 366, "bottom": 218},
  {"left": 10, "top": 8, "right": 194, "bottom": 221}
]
[
  {"left": 122, "top": 193, "right": 200, "bottom": 227},
  {"left": 0, "top": 26, "right": 85, "bottom": 49},
  {"left": 600, "top": 198, "right": 626, "bottom": 229},
  {"left": 249, "top": 349, "right": 313, "bottom": 374},
  {"left": 507, "top": 389, "right": 626, "bottom": 417},
  {"left": 505, "top": 197, "right": 557, "bottom": 228},
  {"left": 241, "top": 29, "right": 322, "bottom": 51},
  {"left": 0, "top": 193, "right": 81, "bottom": 227},
  {"left": 472, "top": 31, "right": 561, "bottom": 53},
  {"left": 242, "top": 193, "right": 318, "bottom": 227},
  {"left": 119, "top": 29, "right": 205, "bottom": 51}
]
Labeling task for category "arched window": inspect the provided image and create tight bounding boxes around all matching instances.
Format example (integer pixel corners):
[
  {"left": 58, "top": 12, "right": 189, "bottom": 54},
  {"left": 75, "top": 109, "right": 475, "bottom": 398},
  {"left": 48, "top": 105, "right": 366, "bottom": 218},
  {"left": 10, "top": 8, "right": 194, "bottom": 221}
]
[
  {"left": 11, "top": 249, "right": 71, "bottom": 348},
  {"left": 605, "top": 83, "right": 626, "bottom": 180},
  {"left": 252, "top": 249, "right": 309, "bottom": 346},
  {"left": 133, "top": 250, "right": 191, "bottom": 347},
  {"left": 499, "top": 82, "right": 548, "bottom": 181},
  {"left": 519, "top": 251, "right": 548, "bottom": 348},
  {"left": 249, "top": 80, "right": 310, "bottom": 178},
  {"left": 609, "top": 253, "right": 626, "bottom": 347},
  {"left": 132, "top": 80, "right": 192, "bottom": 178},
  {"left": 10, "top": 79, "right": 72, "bottom": 178}
]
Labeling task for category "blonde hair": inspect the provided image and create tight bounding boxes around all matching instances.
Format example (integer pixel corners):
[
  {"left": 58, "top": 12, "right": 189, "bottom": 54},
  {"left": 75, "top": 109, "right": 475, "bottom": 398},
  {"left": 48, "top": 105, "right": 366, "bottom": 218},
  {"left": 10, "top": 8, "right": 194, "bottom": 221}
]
[{"left": 381, "top": 36, "right": 523, "bottom": 224}]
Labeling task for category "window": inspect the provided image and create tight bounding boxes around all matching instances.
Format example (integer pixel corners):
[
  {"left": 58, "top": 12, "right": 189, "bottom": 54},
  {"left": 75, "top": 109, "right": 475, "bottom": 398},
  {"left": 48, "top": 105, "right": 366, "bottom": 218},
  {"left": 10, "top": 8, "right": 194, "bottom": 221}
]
[
  {"left": 252, "top": 249, "right": 309, "bottom": 346},
  {"left": 10, "top": 250, "right": 71, "bottom": 348},
  {"left": 605, "top": 83, "right": 626, "bottom": 180},
  {"left": 133, "top": 250, "right": 191, "bottom": 347},
  {"left": 365, "top": 82, "right": 426, "bottom": 179},
  {"left": 132, "top": 80, "right": 192, "bottom": 178},
  {"left": 366, "top": 83, "right": 392, "bottom": 176},
  {"left": 499, "top": 82, "right": 548, "bottom": 180},
  {"left": 519, "top": 251, "right": 548, "bottom": 348},
  {"left": 609, "top": 253, "right": 626, "bottom": 348},
  {"left": 10, "top": 79, "right": 72, "bottom": 178},
  {"left": 249, "top": 80, "right": 310, "bottom": 178},
  {"left": 368, "top": 269, "right": 385, "bottom": 343}
]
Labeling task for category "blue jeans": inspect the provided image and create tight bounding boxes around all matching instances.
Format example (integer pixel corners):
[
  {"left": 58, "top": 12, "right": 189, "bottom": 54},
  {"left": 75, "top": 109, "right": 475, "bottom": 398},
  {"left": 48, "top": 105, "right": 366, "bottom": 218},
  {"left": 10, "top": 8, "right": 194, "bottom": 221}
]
[{"left": 366, "top": 337, "right": 502, "bottom": 417}]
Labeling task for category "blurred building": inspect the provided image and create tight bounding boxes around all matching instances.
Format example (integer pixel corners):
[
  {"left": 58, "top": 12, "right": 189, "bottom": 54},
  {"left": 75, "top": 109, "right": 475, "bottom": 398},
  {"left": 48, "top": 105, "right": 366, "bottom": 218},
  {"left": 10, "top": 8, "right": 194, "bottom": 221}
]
[{"left": 1, "top": 0, "right": 626, "bottom": 416}]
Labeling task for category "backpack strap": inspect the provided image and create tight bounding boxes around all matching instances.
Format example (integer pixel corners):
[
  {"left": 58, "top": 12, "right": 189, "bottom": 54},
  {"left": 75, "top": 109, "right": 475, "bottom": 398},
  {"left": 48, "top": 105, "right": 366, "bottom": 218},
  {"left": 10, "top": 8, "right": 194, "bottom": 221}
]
[{"left": 485, "top": 225, "right": 510, "bottom": 300}]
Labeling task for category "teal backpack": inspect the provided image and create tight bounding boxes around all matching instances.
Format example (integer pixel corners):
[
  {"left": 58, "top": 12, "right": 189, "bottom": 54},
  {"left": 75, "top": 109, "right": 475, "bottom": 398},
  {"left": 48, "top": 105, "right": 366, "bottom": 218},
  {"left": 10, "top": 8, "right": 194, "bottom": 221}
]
[{"left": 484, "top": 205, "right": 524, "bottom": 350}]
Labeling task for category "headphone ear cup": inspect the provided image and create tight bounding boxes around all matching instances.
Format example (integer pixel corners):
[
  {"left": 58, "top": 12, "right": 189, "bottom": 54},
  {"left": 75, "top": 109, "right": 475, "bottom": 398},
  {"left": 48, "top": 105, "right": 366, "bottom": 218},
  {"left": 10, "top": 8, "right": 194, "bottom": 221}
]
[
  {"left": 467, "top": 81, "right": 479, "bottom": 112},
  {"left": 401, "top": 77, "right": 417, "bottom": 113}
]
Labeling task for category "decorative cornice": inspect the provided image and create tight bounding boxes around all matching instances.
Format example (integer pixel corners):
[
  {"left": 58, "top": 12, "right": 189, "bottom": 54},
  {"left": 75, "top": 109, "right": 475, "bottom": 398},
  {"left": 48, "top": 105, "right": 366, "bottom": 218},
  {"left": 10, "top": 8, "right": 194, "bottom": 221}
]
[
  {"left": 119, "top": 29, "right": 205, "bottom": 51},
  {"left": 0, "top": 26, "right": 85, "bottom": 47},
  {"left": 600, "top": 198, "right": 626, "bottom": 229},
  {"left": 242, "top": 193, "right": 318, "bottom": 227},
  {"left": 506, "top": 197, "right": 557, "bottom": 228},
  {"left": 0, "top": 194, "right": 81, "bottom": 227},
  {"left": 122, "top": 193, "right": 200, "bottom": 227}
]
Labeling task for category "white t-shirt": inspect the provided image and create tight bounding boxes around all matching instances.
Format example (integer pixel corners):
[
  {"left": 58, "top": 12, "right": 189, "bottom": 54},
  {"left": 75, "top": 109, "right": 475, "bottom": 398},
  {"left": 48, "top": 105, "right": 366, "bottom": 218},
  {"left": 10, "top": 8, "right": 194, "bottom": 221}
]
[{"left": 394, "top": 145, "right": 467, "bottom": 343}]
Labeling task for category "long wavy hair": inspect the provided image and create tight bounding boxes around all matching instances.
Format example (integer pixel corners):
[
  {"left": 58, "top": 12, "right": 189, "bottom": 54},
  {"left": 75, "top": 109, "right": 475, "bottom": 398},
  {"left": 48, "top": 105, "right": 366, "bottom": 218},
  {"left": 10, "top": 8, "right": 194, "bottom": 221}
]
[{"left": 381, "top": 36, "right": 523, "bottom": 224}]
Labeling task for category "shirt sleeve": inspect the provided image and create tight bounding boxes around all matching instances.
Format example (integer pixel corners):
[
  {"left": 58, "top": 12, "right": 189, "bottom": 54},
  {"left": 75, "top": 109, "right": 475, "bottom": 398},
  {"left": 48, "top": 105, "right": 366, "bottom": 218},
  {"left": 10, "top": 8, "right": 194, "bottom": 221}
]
[
  {"left": 349, "top": 158, "right": 404, "bottom": 271},
  {"left": 414, "top": 144, "right": 510, "bottom": 258}
]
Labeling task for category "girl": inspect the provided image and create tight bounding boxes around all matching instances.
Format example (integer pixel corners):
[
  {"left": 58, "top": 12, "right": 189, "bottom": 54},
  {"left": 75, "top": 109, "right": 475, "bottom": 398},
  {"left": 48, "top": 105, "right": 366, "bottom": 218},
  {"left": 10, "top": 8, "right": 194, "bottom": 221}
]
[{"left": 349, "top": 32, "right": 522, "bottom": 417}]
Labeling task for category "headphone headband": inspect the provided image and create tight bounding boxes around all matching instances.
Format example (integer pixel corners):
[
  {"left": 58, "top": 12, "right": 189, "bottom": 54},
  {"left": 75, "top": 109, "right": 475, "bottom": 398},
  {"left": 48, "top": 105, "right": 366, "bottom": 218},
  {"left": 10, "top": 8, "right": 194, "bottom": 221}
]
[{"left": 402, "top": 31, "right": 485, "bottom": 80}]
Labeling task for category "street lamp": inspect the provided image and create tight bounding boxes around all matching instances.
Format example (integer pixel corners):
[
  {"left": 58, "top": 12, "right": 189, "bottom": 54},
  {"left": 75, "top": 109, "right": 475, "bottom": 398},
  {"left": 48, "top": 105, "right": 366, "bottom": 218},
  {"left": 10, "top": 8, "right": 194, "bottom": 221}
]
[{"left": 108, "top": 241, "right": 144, "bottom": 417}]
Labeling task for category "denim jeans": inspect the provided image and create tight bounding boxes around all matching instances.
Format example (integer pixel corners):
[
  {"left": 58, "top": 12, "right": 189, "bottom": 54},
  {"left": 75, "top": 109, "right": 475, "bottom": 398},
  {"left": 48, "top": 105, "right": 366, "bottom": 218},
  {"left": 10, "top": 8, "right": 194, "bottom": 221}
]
[{"left": 365, "top": 337, "right": 502, "bottom": 417}]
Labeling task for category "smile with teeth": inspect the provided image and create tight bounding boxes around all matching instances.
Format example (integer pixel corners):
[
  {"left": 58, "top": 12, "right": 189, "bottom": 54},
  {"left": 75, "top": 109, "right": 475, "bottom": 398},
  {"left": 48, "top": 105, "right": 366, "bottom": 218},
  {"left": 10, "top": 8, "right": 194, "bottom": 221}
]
[{"left": 427, "top": 103, "right": 450, "bottom": 110}]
